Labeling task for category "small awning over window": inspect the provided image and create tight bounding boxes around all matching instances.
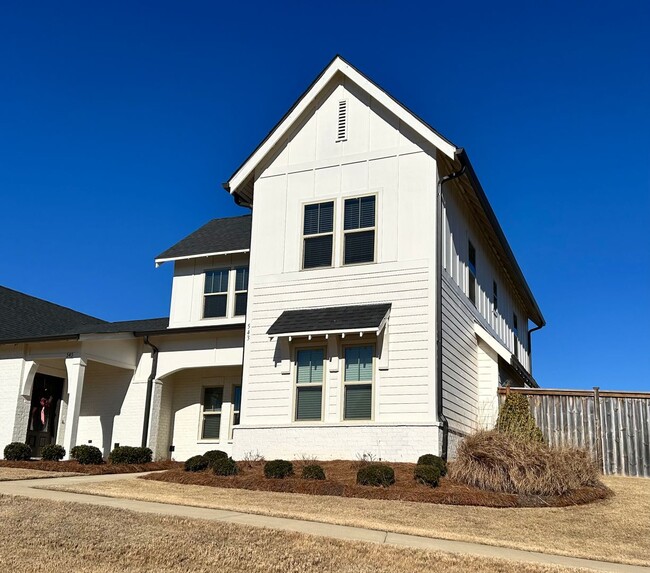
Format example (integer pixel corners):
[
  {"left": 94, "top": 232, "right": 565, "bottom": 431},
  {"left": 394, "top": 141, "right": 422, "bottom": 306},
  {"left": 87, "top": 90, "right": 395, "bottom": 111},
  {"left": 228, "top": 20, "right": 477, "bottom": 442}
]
[{"left": 267, "top": 303, "right": 391, "bottom": 339}]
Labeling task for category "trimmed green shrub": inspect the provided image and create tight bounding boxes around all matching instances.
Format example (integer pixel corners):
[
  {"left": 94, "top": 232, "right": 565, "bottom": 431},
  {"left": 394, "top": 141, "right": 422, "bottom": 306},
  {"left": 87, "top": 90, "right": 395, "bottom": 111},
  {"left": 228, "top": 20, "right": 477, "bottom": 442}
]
[
  {"left": 4, "top": 442, "right": 32, "bottom": 461},
  {"left": 108, "top": 446, "right": 153, "bottom": 464},
  {"left": 417, "top": 453, "right": 447, "bottom": 477},
  {"left": 301, "top": 464, "right": 326, "bottom": 480},
  {"left": 212, "top": 457, "right": 239, "bottom": 476},
  {"left": 40, "top": 444, "right": 65, "bottom": 461},
  {"left": 496, "top": 392, "right": 544, "bottom": 443},
  {"left": 70, "top": 445, "right": 103, "bottom": 465},
  {"left": 356, "top": 463, "right": 395, "bottom": 487},
  {"left": 414, "top": 464, "right": 441, "bottom": 487},
  {"left": 184, "top": 455, "right": 209, "bottom": 472},
  {"left": 264, "top": 459, "right": 294, "bottom": 479},
  {"left": 204, "top": 450, "right": 228, "bottom": 466}
]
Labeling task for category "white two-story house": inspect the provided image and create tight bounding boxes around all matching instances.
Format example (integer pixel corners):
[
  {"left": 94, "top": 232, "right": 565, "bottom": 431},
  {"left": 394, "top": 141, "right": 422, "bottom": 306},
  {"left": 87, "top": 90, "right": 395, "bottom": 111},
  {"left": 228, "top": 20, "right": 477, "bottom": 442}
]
[{"left": 0, "top": 56, "right": 544, "bottom": 462}]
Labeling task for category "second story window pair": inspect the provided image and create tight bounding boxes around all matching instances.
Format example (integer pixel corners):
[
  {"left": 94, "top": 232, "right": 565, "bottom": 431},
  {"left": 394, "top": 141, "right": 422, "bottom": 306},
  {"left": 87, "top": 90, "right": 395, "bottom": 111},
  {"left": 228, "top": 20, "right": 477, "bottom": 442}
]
[
  {"left": 302, "top": 195, "right": 376, "bottom": 269},
  {"left": 204, "top": 266, "right": 249, "bottom": 319}
]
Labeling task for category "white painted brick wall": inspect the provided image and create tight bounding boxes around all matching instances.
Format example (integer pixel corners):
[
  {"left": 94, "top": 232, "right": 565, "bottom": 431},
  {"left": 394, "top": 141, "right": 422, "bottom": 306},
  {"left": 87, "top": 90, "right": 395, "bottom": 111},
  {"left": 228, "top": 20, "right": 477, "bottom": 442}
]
[
  {"left": 232, "top": 424, "right": 440, "bottom": 462},
  {"left": 0, "top": 358, "right": 24, "bottom": 447}
]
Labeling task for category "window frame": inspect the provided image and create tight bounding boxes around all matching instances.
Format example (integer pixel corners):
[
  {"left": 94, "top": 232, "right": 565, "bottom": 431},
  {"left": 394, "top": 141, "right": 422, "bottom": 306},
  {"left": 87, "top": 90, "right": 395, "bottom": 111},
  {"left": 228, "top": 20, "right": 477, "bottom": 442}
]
[
  {"left": 301, "top": 200, "right": 335, "bottom": 270},
  {"left": 342, "top": 194, "right": 377, "bottom": 267},
  {"left": 513, "top": 313, "right": 519, "bottom": 360},
  {"left": 293, "top": 345, "right": 326, "bottom": 422},
  {"left": 468, "top": 240, "right": 477, "bottom": 307},
  {"left": 202, "top": 266, "right": 249, "bottom": 320},
  {"left": 341, "top": 342, "right": 375, "bottom": 422},
  {"left": 492, "top": 280, "right": 498, "bottom": 315},
  {"left": 230, "top": 384, "right": 242, "bottom": 439},
  {"left": 199, "top": 385, "right": 224, "bottom": 442}
]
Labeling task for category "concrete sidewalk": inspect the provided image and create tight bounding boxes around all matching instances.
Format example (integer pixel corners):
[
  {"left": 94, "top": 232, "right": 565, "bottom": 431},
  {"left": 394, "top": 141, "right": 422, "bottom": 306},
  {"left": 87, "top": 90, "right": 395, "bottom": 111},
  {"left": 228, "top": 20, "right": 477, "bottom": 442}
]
[{"left": 0, "top": 472, "right": 646, "bottom": 573}]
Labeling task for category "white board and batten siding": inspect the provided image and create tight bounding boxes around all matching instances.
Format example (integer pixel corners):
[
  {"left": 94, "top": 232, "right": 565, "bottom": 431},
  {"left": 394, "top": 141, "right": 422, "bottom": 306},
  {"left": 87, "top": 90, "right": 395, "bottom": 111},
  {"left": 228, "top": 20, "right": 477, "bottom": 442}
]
[
  {"left": 440, "top": 175, "right": 531, "bottom": 440},
  {"left": 234, "top": 73, "right": 441, "bottom": 461}
]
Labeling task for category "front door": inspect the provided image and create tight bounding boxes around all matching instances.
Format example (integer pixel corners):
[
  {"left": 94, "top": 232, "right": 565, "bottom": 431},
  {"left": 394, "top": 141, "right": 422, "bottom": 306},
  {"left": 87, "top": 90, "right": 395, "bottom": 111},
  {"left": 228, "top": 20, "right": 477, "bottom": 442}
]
[{"left": 26, "top": 373, "right": 64, "bottom": 457}]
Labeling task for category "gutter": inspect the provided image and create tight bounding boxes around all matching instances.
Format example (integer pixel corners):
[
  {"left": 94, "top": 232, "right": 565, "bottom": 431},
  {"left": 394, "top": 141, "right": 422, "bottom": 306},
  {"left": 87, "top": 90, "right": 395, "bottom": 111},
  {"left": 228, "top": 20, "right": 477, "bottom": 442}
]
[
  {"left": 141, "top": 336, "right": 159, "bottom": 449},
  {"left": 527, "top": 324, "right": 544, "bottom": 375},
  {"left": 436, "top": 161, "right": 467, "bottom": 461}
]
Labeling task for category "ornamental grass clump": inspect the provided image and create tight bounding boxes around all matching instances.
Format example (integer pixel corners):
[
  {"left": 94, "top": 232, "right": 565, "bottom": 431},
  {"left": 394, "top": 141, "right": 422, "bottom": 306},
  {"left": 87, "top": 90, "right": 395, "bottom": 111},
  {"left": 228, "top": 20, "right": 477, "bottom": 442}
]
[
  {"left": 184, "top": 455, "right": 209, "bottom": 472},
  {"left": 108, "top": 446, "right": 152, "bottom": 464},
  {"left": 70, "top": 445, "right": 103, "bottom": 465},
  {"left": 356, "top": 463, "right": 395, "bottom": 487},
  {"left": 449, "top": 430, "right": 601, "bottom": 496},
  {"left": 417, "top": 453, "right": 447, "bottom": 477},
  {"left": 301, "top": 464, "right": 326, "bottom": 480},
  {"left": 212, "top": 457, "right": 239, "bottom": 476},
  {"left": 496, "top": 392, "right": 544, "bottom": 443},
  {"left": 264, "top": 459, "right": 294, "bottom": 479},
  {"left": 40, "top": 444, "right": 65, "bottom": 461},
  {"left": 3, "top": 442, "right": 32, "bottom": 461}
]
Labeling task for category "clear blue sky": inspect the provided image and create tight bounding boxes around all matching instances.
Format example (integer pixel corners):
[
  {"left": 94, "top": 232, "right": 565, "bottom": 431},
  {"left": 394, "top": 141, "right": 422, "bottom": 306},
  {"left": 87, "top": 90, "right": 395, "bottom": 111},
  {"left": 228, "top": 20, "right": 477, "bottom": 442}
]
[{"left": 1, "top": 1, "right": 648, "bottom": 391}]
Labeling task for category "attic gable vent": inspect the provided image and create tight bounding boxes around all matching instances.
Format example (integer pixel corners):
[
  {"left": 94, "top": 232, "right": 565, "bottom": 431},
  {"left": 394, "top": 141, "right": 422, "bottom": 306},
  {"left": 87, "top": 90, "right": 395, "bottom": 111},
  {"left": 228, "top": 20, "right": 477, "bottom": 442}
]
[{"left": 336, "top": 100, "right": 347, "bottom": 142}]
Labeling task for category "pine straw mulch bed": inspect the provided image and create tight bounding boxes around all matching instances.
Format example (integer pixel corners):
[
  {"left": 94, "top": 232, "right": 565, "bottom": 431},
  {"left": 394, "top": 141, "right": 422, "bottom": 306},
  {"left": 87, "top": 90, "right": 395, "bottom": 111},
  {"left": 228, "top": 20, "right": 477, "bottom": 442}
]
[
  {"left": 142, "top": 460, "right": 612, "bottom": 508},
  {"left": 0, "top": 459, "right": 181, "bottom": 475}
]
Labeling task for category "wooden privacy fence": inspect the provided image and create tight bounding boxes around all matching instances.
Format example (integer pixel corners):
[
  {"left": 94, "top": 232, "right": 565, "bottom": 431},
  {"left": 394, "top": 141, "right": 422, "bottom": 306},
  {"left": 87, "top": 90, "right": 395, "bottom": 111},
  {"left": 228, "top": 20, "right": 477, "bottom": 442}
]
[{"left": 497, "top": 387, "right": 650, "bottom": 477}]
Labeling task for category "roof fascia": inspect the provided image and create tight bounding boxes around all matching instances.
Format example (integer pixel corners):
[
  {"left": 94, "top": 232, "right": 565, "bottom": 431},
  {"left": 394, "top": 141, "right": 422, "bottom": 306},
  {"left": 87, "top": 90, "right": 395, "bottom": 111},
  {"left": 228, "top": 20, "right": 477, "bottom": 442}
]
[
  {"left": 155, "top": 248, "right": 250, "bottom": 267},
  {"left": 226, "top": 56, "right": 458, "bottom": 196}
]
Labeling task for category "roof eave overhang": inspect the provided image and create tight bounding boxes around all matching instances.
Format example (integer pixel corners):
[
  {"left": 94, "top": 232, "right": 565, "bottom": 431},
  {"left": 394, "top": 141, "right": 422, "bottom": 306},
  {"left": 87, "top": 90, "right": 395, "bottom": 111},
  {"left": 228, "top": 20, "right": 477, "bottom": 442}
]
[
  {"left": 155, "top": 248, "right": 250, "bottom": 267},
  {"left": 224, "top": 55, "right": 458, "bottom": 199}
]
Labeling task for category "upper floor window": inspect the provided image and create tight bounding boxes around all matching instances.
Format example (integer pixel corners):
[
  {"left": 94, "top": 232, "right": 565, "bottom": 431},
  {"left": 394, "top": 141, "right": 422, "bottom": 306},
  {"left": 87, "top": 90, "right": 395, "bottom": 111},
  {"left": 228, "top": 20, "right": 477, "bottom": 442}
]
[
  {"left": 343, "top": 344, "right": 374, "bottom": 420},
  {"left": 234, "top": 267, "right": 248, "bottom": 316},
  {"left": 492, "top": 280, "right": 498, "bottom": 312},
  {"left": 513, "top": 313, "right": 519, "bottom": 359},
  {"left": 303, "top": 201, "right": 334, "bottom": 269},
  {"left": 344, "top": 196, "right": 376, "bottom": 265},
  {"left": 468, "top": 240, "right": 477, "bottom": 306},
  {"left": 203, "top": 266, "right": 249, "bottom": 319},
  {"left": 295, "top": 348, "right": 324, "bottom": 421},
  {"left": 204, "top": 269, "right": 229, "bottom": 318}
]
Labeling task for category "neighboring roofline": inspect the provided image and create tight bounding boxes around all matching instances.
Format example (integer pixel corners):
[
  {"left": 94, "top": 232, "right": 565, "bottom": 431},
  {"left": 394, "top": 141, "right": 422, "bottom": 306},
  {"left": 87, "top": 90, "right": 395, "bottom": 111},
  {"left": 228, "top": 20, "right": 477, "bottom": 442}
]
[
  {"left": 0, "top": 334, "right": 81, "bottom": 345},
  {"left": 155, "top": 248, "right": 250, "bottom": 267},
  {"left": 134, "top": 324, "right": 245, "bottom": 337},
  {"left": 456, "top": 150, "right": 545, "bottom": 327},
  {"left": 223, "top": 54, "right": 458, "bottom": 198}
]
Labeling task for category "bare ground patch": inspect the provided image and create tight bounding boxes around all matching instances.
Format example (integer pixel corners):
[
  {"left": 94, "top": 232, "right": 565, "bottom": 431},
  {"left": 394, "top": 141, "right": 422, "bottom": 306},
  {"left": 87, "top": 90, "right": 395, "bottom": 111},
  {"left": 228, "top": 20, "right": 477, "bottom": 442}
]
[
  {"left": 0, "top": 495, "right": 589, "bottom": 573},
  {"left": 44, "top": 475, "right": 650, "bottom": 567}
]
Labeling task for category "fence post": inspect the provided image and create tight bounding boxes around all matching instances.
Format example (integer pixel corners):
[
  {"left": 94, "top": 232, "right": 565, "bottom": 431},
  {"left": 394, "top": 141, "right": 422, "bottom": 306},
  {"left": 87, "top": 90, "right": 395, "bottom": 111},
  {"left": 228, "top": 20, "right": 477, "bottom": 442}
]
[{"left": 593, "top": 386, "right": 604, "bottom": 473}]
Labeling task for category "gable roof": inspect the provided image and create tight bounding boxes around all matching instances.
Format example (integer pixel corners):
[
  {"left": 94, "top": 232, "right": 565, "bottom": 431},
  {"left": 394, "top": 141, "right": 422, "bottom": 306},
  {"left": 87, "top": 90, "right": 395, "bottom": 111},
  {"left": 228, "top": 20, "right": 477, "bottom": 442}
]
[
  {"left": 155, "top": 215, "right": 252, "bottom": 265},
  {"left": 223, "top": 55, "right": 458, "bottom": 202},
  {"left": 0, "top": 286, "right": 106, "bottom": 342}
]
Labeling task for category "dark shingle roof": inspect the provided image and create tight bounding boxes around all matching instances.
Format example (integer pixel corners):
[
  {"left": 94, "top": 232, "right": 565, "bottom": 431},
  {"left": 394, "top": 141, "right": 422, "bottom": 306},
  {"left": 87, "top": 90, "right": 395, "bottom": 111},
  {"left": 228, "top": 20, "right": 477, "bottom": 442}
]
[
  {"left": 0, "top": 286, "right": 106, "bottom": 342},
  {"left": 156, "top": 215, "right": 252, "bottom": 262},
  {"left": 267, "top": 303, "right": 391, "bottom": 336},
  {"left": 76, "top": 317, "right": 170, "bottom": 335}
]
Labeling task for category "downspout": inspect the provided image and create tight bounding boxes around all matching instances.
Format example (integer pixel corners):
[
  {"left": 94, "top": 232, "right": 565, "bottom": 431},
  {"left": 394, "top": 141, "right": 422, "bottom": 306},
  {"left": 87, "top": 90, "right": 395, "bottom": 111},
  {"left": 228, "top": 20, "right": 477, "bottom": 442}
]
[
  {"left": 141, "top": 336, "right": 159, "bottom": 448},
  {"left": 527, "top": 324, "right": 543, "bottom": 374},
  {"left": 436, "top": 160, "right": 466, "bottom": 461}
]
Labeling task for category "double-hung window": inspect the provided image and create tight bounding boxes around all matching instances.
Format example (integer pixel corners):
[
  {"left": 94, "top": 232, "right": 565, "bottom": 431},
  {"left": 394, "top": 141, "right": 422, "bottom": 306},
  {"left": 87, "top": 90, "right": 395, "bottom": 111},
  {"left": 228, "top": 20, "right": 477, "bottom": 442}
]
[
  {"left": 303, "top": 202, "right": 334, "bottom": 269},
  {"left": 468, "top": 240, "right": 477, "bottom": 306},
  {"left": 344, "top": 196, "right": 376, "bottom": 265},
  {"left": 234, "top": 267, "right": 248, "bottom": 316},
  {"left": 201, "top": 387, "right": 223, "bottom": 440},
  {"left": 295, "top": 348, "right": 324, "bottom": 421},
  {"left": 231, "top": 385, "right": 242, "bottom": 438},
  {"left": 344, "top": 345, "right": 374, "bottom": 420},
  {"left": 204, "top": 269, "right": 229, "bottom": 318}
]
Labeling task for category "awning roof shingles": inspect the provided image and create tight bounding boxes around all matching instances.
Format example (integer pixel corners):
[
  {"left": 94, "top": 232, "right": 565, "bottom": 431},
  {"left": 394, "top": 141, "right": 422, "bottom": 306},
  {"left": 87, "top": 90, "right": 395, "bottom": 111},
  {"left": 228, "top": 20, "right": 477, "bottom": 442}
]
[
  {"left": 156, "top": 215, "right": 251, "bottom": 263},
  {"left": 267, "top": 303, "right": 391, "bottom": 336}
]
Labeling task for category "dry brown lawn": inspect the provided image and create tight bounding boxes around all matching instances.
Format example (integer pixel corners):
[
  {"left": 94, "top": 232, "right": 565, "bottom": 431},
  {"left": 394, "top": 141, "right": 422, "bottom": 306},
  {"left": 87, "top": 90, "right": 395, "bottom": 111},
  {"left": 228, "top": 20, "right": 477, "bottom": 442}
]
[
  {"left": 0, "top": 495, "right": 588, "bottom": 573},
  {"left": 0, "top": 467, "right": 79, "bottom": 480},
  {"left": 46, "top": 475, "right": 650, "bottom": 567}
]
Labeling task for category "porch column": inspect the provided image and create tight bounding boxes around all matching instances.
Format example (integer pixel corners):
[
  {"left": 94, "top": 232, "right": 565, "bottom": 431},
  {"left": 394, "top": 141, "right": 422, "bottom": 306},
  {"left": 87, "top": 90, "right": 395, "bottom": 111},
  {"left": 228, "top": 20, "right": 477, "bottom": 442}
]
[
  {"left": 62, "top": 357, "right": 87, "bottom": 458},
  {"left": 11, "top": 360, "right": 38, "bottom": 443},
  {"left": 146, "top": 379, "right": 166, "bottom": 459}
]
